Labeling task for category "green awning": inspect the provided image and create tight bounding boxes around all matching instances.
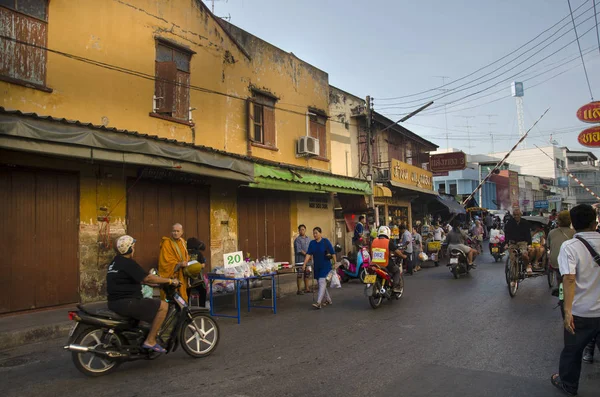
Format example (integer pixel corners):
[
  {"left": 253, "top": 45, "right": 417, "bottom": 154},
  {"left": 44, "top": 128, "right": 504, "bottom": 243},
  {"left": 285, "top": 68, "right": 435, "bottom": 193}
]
[{"left": 250, "top": 164, "right": 372, "bottom": 195}]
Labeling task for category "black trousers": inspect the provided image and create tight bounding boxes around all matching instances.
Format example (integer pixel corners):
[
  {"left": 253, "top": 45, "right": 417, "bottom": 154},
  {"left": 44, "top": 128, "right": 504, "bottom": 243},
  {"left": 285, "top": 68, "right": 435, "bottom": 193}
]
[
  {"left": 404, "top": 253, "right": 414, "bottom": 274},
  {"left": 558, "top": 315, "right": 600, "bottom": 393}
]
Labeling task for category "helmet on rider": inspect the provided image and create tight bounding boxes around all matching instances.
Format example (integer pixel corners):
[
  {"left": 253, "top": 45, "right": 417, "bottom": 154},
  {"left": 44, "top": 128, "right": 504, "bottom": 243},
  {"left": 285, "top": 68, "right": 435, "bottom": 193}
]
[
  {"left": 116, "top": 235, "right": 136, "bottom": 255},
  {"left": 377, "top": 226, "right": 391, "bottom": 239}
]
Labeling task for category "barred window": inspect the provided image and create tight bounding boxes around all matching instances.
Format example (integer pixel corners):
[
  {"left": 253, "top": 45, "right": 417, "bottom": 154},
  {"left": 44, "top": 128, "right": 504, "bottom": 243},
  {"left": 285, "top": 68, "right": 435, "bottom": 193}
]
[{"left": 309, "top": 196, "right": 328, "bottom": 209}]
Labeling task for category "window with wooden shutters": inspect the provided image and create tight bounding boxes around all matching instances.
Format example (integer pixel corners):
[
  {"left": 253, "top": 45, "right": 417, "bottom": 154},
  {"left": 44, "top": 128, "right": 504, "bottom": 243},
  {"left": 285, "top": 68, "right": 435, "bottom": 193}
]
[
  {"left": 0, "top": 1, "right": 50, "bottom": 91},
  {"left": 248, "top": 93, "right": 277, "bottom": 149},
  {"left": 309, "top": 114, "right": 327, "bottom": 159},
  {"left": 153, "top": 40, "right": 192, "bottom": 122}
]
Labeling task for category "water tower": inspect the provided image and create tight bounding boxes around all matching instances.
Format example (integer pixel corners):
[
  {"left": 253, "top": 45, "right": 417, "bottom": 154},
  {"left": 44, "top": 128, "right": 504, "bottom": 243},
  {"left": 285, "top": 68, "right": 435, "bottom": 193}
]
[{"left": 511, "top": 81, "right": 525, "bottom": 147}]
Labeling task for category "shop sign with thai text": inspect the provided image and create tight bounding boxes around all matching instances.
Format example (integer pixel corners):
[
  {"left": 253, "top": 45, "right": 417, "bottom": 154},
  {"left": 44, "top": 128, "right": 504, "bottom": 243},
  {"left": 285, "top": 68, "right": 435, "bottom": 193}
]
[
  {"left": 429, "top": 152, "right": 467, "bottom": 172},
  {"left": 391, "top": 159, "right": 433, "bottom": 190},
  {"left": 577, "top": 126, "right": 600, "bottom": 147},
  {"left": 576, "top": 102, "right": 600, "bottom": 123}
]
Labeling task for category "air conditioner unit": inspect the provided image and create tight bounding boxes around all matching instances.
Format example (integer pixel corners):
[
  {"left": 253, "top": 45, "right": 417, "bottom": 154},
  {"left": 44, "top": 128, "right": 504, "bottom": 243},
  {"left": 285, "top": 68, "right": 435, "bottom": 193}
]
[
  {"left": 379, "top": 169, "right": 390, "bottom": 180},
  {"left": 297, "top": 136, "right": 319, "bottom": 156}
]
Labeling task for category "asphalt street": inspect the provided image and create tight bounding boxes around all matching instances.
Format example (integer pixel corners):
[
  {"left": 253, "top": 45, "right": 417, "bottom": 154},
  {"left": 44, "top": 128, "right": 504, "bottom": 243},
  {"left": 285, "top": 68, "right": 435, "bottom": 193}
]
[{"left": 1, "top": 246, "right": 599, "bottom": 397}]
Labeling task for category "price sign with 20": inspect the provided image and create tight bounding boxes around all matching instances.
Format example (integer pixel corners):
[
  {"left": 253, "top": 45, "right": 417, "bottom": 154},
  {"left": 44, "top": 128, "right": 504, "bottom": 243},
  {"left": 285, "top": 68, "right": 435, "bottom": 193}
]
[{"left": 223, "top": 251, "right": 244, "bottom": 268}]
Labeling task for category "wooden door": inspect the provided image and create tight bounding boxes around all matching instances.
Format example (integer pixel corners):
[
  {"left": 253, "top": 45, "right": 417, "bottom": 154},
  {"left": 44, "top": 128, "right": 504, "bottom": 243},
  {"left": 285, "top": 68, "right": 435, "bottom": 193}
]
[
  {"left": 0, "top": 167, "right": 79, "bottom": 314},
  {"left": 126, "top": 180, "right": 211, "bottom": 271},
  {"left": 237, "top": 188, "right": 291, "bottom": 263}
]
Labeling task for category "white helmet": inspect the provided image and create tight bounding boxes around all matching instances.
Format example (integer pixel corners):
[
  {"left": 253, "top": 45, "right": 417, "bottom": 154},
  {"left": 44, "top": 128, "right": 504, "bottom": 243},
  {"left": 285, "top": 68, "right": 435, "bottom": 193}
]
[
  {"left": 116, "top": 235, "right": 136, "bottom": 255},
  {"left": 377, "top": 226, "right": 391, "bottom": 238}
]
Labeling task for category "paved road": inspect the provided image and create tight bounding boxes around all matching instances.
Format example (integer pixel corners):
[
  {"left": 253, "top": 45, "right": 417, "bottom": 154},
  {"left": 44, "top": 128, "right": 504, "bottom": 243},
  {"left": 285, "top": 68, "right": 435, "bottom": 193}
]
[{"left": 1, "top": 247, "right": 599, "bottom": 397}]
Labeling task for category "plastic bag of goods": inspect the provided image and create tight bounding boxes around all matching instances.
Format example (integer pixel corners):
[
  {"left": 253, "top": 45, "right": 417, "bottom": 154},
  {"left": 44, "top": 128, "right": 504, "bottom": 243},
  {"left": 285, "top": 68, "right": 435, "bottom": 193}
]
[
  {"left": 419, "top": 252, "right": 428, "bottom": 262},
  {"left": 330, "top": 272, "right": 342, "bottom": 289},
  {"left": 224, "top": 281, "right": 235, "bottom": 293}
]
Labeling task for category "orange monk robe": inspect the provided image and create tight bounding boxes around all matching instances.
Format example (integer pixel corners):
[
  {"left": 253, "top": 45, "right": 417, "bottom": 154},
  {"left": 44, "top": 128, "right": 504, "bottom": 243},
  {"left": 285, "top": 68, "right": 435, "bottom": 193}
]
[{"left": 158, "top": 237, "right": 189, "bottom": 302}]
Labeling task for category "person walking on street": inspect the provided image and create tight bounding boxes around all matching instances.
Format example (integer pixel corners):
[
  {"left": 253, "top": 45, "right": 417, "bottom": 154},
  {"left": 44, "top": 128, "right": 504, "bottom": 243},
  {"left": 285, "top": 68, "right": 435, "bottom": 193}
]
[
  {"left": 551, "top": 204, "right": 600, "bottom": 396},
  {"left": 302, "top": 227, "right": 335, "bottom": 309},
  {"left": 400, "top": 223, "right": 414, "bottom": 275},
  {"left": 485, "top": 212, "right": 493, "bottom": 237},
  {"left": 294, "top": 224, "right": 312, "bottom": 295},
  {"left": 412, "top": 226, "right": 423, "bottom": 272}
]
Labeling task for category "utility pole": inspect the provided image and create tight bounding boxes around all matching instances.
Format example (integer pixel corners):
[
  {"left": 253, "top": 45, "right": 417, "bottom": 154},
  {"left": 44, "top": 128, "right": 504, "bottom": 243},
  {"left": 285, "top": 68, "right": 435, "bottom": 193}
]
[
  {"left": 366, "top": 95, "right": 375, "bottom": 213},
  {"left": 455, "top": 115, "right": 476, "bottom": 154},
  {"left": 434, "top": 76, "right": 451, "bottom": 149}
]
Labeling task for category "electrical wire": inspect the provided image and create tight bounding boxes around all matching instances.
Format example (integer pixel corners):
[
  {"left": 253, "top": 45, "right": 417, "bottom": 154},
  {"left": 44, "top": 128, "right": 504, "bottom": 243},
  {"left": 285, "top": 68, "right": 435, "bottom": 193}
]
[
  {"left": 568, "top": 0, "right": 595, "bottom": 100},
  {"left": 375, "top": 1, "right": 590, "bottom": 101},
  {"left": 377, "top": 3, "right": 597, "bottom": 107},
  {"left": 594, "top": 0, "right": 600, "bottom": 56},
  {"left": 0, "top": 34, "right": 360, "bottom": 128}
]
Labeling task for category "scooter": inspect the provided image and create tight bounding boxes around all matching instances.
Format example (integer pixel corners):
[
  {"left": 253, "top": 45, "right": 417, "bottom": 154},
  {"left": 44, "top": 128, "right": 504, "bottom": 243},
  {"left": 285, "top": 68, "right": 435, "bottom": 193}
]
[
  {"left": 64, "top": 283, "right": 219, "bottom": 377},
  {"left": 448, "top": 248, "right": 474, "bottom": 279},
  {"left": 337, "top": 244, "right": 370, "bottom": 283}
]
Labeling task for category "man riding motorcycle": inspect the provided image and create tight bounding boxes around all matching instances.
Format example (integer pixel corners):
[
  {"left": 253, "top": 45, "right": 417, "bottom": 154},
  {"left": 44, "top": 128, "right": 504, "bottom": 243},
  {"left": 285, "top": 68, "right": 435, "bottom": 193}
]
[
  {"left": 107, "top": 235, "right": 181, "bottom": 354},
  {"left": 371, "top": 226, "right": 407, "bottom": 292},
  {"left": 446, "top": 222, "right": 479, "bottom": 267}
]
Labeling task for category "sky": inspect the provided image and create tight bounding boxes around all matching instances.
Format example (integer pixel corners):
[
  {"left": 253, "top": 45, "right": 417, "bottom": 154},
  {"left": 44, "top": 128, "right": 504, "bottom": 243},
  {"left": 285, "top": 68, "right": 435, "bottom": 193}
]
[{"left": 210, "top": 0, "right": 600, "bottom": 157}]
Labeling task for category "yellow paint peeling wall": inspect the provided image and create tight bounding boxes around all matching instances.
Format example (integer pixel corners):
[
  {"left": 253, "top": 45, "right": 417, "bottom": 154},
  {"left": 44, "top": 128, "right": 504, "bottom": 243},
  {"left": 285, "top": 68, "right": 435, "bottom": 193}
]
[
  {"left": 208, "top": 180, "right": 238, "bottom": 269},
  {"left": 1, "top": 0, "right": 330, "bottom": 170}
]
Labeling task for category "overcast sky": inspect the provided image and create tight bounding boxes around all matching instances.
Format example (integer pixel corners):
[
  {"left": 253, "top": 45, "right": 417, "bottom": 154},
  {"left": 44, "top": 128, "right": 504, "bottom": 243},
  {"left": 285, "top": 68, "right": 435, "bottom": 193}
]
[{"left": 211, "top": 0, "right": 600, "bottom": 158}]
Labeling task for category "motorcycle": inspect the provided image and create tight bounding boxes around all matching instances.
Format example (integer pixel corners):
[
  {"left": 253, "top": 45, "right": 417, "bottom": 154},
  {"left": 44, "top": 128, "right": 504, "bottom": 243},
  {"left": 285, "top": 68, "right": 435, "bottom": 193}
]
[
  {"left": 363, "top": 255, "right": 404, "bottom": 309},
  {"left": 64, "top": 284, "right": 220, "bottom": 377},
  {"left": 489, "top": 241, "right": 506, "bottom": 262},
  {"left": 337, "top": 245, "right": 370, "bottom": 283},
  {"left": 448, "top": 247, "right": 474, "bottom": 279}
]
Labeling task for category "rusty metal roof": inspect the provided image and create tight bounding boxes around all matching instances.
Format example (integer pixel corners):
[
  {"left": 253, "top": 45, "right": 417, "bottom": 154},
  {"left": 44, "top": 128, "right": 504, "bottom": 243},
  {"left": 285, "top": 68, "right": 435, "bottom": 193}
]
[{"left": 0, "top": 107, "right": 368, "bottom": 184}]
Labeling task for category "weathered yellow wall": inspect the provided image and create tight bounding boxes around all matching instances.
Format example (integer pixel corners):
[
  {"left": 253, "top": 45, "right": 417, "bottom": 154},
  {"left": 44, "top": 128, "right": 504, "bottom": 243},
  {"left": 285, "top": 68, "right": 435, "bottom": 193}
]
[
  {"left": 329, "top": 87, "right": 363, "bottom": 178},
  {"left": 1, "top": 0, "right": 330, "bottom": 170},
  {"left": 208, "top": 180, "right": 238, "bottom": 269},
  {"left": 292, "top": 193, "right": 334, "bottom": 246}
]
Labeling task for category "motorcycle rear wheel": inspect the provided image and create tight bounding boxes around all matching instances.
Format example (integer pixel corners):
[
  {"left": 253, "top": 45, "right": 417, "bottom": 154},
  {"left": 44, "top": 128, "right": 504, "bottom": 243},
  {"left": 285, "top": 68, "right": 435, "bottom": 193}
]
[
  {"left": 72, "top": 326, "right": 122, "bottom": 377},
  {"left": 369, "top": 280, "right": 383, "bottom": 309},
  {"left": 179, "top": 312, "right": 220, "bottom": 358},
  {"left": 452, "top": 267, "right": 459, "bottom": 279}
]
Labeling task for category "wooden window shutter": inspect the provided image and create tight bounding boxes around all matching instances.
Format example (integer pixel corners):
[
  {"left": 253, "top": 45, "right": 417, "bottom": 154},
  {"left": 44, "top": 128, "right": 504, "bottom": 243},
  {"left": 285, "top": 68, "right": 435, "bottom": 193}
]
[
  {"left": 155, "top": 61, "right": 177, "bottom": 114},
  {"left": 318, "top": 122, "right": 326, "bottom": 158},
  {"left": 263, "top": 106, "right": 276, "bottom": 147},
  {"left": 247, "top": 98, "right": 254, "bottom": 142},
  {"left": 173, "top": 71, "right": 190, "bottom": 120}
]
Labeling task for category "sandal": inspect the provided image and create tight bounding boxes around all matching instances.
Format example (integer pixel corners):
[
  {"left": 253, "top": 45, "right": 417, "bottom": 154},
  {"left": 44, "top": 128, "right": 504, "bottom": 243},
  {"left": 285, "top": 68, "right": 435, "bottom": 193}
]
[
  {"left": 323, "top": 300, "right": 332, "bottom": 306},
  {"left": 550, "top": 374, "right": 577, "bottom": 396},
  {"left": 143, "top": 343, "right": 167, "bottom": 353},
  {"left": 312, "top": 303, "right": 322, "bottom": 309},
  {"left": 304, "top": 289, "right": 312, "bottom": 293},
  {"left": 297, "top": 290, "right": 305, "bottom": 295}
]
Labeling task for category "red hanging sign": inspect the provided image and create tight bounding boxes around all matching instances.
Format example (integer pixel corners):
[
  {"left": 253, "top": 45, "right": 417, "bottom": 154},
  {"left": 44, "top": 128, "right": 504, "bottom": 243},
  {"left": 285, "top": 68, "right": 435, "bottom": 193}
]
[
  {"left": 577, "top": 126, "right": 600, "bottom": 147},
  {"left": 576, "top": 102, "right": 600, "bottom": 123}
]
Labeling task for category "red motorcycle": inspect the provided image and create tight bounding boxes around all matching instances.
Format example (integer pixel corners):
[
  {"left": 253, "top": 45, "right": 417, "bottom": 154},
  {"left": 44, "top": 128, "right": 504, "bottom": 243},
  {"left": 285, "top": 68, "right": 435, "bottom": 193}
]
[{"left": 363, "top": 255, "right": 404, "bottom": 309}]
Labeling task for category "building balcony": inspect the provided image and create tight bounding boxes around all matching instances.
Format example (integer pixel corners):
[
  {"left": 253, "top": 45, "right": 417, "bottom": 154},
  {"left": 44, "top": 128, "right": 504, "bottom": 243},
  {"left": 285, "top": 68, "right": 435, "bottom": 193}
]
[{"left": 567, "top": 163, "right": 598, "bottom": 172}]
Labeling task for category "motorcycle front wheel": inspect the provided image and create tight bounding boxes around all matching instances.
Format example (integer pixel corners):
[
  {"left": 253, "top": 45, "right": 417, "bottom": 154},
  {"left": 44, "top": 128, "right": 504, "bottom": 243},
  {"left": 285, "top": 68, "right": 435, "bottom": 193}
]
[
  {"left": 369, "top": 280, "right": 383, "bottom": 309},
  {"left": 358, "top": 267, "right": 367, "bottom": 283},
  {"left": 71, "top": 326, "right": 122, "bottom": 377},
  {"left": 179, "top": 312, "right": 220, "bottom": 358}
]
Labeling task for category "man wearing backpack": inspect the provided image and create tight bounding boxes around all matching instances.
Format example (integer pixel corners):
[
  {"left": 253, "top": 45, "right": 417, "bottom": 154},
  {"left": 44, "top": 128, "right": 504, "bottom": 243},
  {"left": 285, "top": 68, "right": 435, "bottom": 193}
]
[{"left": 551, "top": 204, "right": 600, "bottom": 396}]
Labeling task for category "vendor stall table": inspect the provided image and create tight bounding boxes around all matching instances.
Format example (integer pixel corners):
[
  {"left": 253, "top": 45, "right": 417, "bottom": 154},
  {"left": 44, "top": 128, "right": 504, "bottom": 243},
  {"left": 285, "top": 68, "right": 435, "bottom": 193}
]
[{"left": 207, "top": 273, "right": 277, "bottom": 324}]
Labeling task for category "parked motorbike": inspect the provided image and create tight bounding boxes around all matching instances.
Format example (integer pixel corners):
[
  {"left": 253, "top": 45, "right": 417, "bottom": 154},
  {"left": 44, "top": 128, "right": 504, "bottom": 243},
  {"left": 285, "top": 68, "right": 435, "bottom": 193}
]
[
  {"left": 448, "top": 248, "right": 474, "bottom": 279},
  {"left": 64, "top": 284, "right": 220, "bottom": 377},
  {"left": 363, "top": 255, "right": 404, "bottom": 309},
  {"left": 337, "top": 244, "right": 370, "bottom": 283}
]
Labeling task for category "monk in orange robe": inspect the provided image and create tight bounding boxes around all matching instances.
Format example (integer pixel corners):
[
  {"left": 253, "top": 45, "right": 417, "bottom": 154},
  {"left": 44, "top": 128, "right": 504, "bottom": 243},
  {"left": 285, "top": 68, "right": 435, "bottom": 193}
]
[{"left": 158, "top": 223, "right": 190, "bottom": 302}]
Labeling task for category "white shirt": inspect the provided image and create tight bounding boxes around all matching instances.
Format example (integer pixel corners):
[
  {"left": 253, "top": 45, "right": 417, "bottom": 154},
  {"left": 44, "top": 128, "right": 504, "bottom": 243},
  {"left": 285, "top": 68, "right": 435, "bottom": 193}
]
[
  {"left": 558, "top": 231, "right": 600, "bottom": 317},
  {"left": 433, "top": 227, "right": 444, "bottom": 241}
]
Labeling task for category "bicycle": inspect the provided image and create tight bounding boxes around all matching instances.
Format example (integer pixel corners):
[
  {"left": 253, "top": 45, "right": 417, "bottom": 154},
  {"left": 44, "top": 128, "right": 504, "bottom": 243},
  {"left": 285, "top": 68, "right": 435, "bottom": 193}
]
[{"left": 505, "top": 242, "right": 548, "bottom": 297}]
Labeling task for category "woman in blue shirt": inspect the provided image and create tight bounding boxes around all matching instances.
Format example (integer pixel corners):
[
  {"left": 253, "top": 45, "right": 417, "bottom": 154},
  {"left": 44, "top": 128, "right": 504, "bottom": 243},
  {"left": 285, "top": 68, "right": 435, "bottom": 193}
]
[{"left": 303, "top": 227, "right": 335, "bottom": 309}]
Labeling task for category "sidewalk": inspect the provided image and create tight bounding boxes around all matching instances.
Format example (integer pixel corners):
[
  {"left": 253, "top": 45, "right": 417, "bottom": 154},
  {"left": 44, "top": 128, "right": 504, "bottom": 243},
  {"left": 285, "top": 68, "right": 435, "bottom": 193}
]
[{"left": 0, "top": 273, "right": 299, "bottom": 351}]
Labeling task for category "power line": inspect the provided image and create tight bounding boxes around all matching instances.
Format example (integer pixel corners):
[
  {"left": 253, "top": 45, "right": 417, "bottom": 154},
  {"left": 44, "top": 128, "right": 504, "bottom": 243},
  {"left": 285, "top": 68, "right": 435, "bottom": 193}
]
[
  {"left": 594, "top": 0, "right": 600, "bottom": 56},
  {"left": 568, "top": 0, "right": 594, "bottom": 100},
  {"left": 375, "top": 1, "right": 590, "bottom": 101},
  {"left": 0, "top": 34, "right": 357, "bottom": 128},
  {"left": 376, "top": 7, "right": 600, "bottom": 111}
]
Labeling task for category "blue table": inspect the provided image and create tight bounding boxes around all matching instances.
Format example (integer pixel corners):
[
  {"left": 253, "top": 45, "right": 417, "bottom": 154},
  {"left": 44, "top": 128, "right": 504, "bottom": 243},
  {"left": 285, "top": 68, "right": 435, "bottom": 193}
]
[{"left": 207, "top": 273, "right": 277, "bottom": 324}]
